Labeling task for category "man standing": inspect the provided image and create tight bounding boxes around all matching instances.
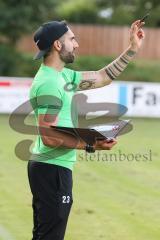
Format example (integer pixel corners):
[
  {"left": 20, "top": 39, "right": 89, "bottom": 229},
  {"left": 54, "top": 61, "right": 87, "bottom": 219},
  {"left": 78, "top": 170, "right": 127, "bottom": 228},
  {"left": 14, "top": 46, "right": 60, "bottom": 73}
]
[{"left": 28, "top": 20, "right": 145, "bottom": 239}]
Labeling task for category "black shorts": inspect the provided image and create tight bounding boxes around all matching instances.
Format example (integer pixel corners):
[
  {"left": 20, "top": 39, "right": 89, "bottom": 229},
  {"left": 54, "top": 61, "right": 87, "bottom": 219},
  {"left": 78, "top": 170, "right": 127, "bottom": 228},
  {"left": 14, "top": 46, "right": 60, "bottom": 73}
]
[{"left": 27, "top": 160, "right": 73, "bottom": 240}]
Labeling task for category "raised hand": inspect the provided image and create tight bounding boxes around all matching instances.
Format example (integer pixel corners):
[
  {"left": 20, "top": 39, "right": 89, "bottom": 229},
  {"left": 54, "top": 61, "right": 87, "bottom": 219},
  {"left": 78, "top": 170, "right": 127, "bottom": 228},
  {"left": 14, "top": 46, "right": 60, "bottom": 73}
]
[{"left": 129, "top": 20, "right": 145, "bottom": 52}]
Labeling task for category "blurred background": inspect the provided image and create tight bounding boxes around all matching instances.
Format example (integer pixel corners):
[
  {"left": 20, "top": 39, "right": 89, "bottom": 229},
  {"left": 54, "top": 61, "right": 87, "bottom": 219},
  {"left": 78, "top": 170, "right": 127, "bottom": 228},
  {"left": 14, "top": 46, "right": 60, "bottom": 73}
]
[{"left": 0, "top": 0, "right": 160, "bottom": 240}]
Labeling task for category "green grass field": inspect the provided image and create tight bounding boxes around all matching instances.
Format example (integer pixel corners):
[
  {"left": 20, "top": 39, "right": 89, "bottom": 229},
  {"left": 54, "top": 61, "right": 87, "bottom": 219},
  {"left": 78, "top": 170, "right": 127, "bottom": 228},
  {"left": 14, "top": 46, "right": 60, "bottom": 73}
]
[{"left": 0, "top": 115, "right": 160, "bottom": 240}]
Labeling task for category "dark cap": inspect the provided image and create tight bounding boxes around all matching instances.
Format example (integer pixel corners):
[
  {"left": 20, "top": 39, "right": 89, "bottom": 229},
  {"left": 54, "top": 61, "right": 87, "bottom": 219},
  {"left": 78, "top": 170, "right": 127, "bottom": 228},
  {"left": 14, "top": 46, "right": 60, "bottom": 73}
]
[{"left": 33, "top": 20, "right": 69, "bottom": 60}]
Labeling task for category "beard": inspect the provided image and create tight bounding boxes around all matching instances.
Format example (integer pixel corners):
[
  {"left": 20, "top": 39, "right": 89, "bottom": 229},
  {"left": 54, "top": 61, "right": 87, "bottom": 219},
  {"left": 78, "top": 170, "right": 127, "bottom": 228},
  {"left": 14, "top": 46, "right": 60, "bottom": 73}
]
[{"left": 59, "top": 43, "right": 75, "bottom": 64}]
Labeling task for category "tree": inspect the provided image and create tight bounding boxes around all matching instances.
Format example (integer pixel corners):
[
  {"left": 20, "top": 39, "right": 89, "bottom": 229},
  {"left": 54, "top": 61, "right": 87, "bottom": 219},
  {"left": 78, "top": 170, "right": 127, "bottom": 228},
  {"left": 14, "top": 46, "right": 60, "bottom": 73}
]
[
  {"left": 96, "top": 0, "right": 160, "bottom": 27},
  {"left": 0, "top": 0, "right": 58, "bottom": 44},
  {"left": 55, "top": 0, "right": 99, "bottom": 24},
  {"left": 0, "top": 0, "right": 58, "bottom": 76}
]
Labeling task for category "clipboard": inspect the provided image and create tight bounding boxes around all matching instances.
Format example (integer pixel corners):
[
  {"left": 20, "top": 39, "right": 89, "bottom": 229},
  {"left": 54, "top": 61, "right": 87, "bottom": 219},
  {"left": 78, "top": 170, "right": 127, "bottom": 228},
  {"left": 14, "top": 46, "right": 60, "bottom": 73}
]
[{"left": 50, "top": 120, "right": 131, "bottom": 144}]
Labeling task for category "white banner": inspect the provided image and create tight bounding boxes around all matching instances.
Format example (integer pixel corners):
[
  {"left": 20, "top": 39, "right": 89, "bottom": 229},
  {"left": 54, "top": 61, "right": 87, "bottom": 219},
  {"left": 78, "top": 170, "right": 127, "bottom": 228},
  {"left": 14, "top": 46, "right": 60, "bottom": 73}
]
[
  {"left": 81, "top": 81, "right": 160, "bottom": 118},
  {"left": 0, "top": 77, "right": 31, "bottom": 114},
  {"left": 0, "top": 77, "right": 160, "bottom": 118}
]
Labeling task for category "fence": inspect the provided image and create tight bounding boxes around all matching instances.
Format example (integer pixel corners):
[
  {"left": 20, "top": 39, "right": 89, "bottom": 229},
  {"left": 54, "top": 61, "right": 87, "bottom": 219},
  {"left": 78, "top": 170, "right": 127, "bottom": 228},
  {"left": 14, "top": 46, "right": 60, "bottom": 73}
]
[{"left": 17, "top": 24, "right": 160, "bottom": 60}]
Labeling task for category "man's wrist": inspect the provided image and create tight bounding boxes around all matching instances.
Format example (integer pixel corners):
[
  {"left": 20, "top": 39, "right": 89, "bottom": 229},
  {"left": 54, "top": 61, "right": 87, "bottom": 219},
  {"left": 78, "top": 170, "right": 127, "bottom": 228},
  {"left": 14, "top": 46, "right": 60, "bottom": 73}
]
[
  {"left": 77, "top": 141, "right": 96, "bottom": 152},
  {"left": 128, "top": 45, "right": 138, "bottom": 54},
  {"left": 85, "top": 144, "right": 95, "bottom": 153}
]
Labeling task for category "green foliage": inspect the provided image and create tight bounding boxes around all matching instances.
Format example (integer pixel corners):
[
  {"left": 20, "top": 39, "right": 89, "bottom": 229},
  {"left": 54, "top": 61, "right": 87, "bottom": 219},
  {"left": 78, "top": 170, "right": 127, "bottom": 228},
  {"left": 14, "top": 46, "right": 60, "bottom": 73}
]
[
  {"left": 67, "top": 55, "right": 160, "bottom": 82},
  {"left": 106, "top": 5, "right": 135, "bottom": 25},
  {"left": 56, "top": 0, "right": 99, "bottom": 23},
  {"left": 55, "top": 0, "right": 160, "bottom": 27},
  {"left": 0, "top": 44, "right": 39, "bottom": 77},
  {"left": 67, "top": 55, "right": 113, "bottom": 71},
  {"left": 2, "top": 52, "right": 159, "bottom": 83},
  {"left": 0, "top": 44, "right": 23, "bottom": 76},
  {"left": 133, "top": 0, "right": 160, "bottom": 27},
  {"left": 0, "top": 0, "right": 57, "bottom": 77},
  {"left": 0, "top": 0, "right": 57, "bottom": 44},
  {"left": 100, "top": 0, "right": 160, "bottom": 27}
]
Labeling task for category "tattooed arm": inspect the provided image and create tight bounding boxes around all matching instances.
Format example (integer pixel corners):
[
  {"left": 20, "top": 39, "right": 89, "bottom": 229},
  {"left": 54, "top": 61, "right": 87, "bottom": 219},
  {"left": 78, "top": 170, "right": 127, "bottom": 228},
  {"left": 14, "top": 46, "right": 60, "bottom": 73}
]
[
  {"left": 77, "top": 47, "right": 136, "bottom": 91},
  {"left": 77, "top": 20, "right": 145, "bottom": 91}
]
